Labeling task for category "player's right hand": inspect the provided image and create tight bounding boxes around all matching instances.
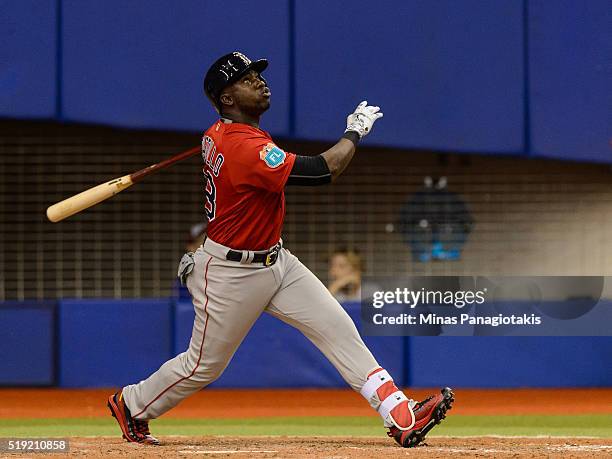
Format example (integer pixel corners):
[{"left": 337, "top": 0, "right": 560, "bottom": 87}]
[{"left": 345, "top": 101, "right": 384, "bottom": 139}]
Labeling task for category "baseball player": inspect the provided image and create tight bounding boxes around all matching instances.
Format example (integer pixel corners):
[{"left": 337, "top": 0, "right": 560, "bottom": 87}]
[{"left": 107, "top": 51, "right": 454, "bottom": 448}]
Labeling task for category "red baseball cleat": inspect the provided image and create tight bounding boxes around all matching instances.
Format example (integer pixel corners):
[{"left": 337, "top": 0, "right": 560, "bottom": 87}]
[
  {"left": 388, "top": 387, "right": 454, "bottom": 448},
  {"left": 107, "top": 391, "right": 160, "bottom": 445}
]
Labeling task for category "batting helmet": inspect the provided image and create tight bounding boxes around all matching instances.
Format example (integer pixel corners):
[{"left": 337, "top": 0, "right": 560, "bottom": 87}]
[{"left": 203, "top": 52, "right": 268, "bottom": 110}]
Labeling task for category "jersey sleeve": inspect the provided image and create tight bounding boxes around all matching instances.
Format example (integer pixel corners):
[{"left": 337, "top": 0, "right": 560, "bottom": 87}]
[{"left": 228, "top": 132, "right": 296, "bottom": 193}]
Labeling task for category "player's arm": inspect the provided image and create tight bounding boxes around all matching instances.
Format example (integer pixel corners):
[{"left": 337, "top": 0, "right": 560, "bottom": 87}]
[{"left": 286, "top": 101, "right": 383, "bottom": 186}]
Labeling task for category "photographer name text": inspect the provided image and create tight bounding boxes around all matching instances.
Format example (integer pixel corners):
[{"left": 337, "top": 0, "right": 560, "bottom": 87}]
[{"left": 371, "top": 312, "right": 542, "bottom": 327}]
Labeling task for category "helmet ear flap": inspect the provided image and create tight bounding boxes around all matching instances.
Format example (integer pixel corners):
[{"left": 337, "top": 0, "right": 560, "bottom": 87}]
[{"left": 204, "top": 81, "right": 219, "bottom": 112}]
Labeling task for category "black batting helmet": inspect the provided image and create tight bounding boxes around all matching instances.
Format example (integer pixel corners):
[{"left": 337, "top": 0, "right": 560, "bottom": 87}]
[{"left": 203, "top": 51, "right": 268, "bottom": 111}]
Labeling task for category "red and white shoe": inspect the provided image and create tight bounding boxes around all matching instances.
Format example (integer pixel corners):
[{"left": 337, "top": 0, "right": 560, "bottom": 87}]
[
  {"left": 360, "top": 368, "right": 454, "bottom": 448},
  {"left": 107, "top": 391, "right": 160, "bottom": 445},
  {"left": 388, "top": 387, "right": 454, "bottom": 448}
]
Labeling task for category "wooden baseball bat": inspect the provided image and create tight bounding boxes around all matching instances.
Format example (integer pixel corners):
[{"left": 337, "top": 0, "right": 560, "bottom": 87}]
[{"left": 46, "top": 146, "right": 200, "bottom": 222}]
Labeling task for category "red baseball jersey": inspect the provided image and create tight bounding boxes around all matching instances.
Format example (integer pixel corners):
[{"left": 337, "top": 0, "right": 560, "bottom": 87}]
[{"left": 201, "top": 120, "right": 296, "bottom": 251}]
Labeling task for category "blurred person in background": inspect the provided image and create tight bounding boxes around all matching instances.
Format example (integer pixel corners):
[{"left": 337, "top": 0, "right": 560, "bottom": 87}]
[
  {"left": 174, "top": 222, "right": 207, "bottom": 300},
  {"left": 328, "top": 249, "right": 381, "bottom": 303},
  {"left": 397, "top": 176, "right": 473, "bottom": 262},
  {"left": 328, "top": 250, "right": 363, "bottom": 302},
  {"left": 186, "top": 222, "right": 207, "bottom": 252}
]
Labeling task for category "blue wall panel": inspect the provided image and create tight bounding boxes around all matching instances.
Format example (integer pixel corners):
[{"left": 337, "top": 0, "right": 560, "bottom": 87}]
[
  {"left": 175, "top": 301, "right": 405, "bottom": 387},
  {"left": 409, "top": 337, "right": 612, "bottom": 387},
  {"left": 529, "top": 1, "right": 612, "bottom": 163},
  {"left": 0, "top": 302, "right": 55, "bottom": 385},
  {"left": 62, "top": 0, "right": 290, "bottom": 135},
  {"left": 0, "top": 0, "right": 57, "bottom": 118},
  {"left": 2, "top": 298, "right": 611, "bottom": 388},
  {"left": 59, "top": 299, "right": 172, "bottom": 387},
  {"left": 295, "top": 0, "right": 524, "bottom": 153}
]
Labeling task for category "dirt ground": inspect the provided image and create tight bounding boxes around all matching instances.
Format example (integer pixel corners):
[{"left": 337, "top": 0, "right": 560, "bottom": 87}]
[{"left": 2, "top": 436, "right": 611, "bottom": 458}]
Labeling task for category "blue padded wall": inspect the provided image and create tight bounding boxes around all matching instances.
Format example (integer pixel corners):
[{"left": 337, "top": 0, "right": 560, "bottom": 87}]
[
  {"left": 409, "top": 336, "right": 612, "bottom": 387},
  {"left": 529, "top": 1, "right": 612, "bottom": 163},
  {"left": 62, "top": 0, "right": 290, "bottom": 135},
  {"left": 174, "top": 301, "right": 405, "bottom": 388},
  {"left": 4, "top": 1, "right": 611, "bottom": 165},
  {"left": 0, "top": 301, "right": 55, "bottom": 385},
  {"left": 294, "top": 0, "right": 524, "bottom": 153},
  {"left": 0, "top": 0, "right": 57, "bottom": 118},
  {"left": 2, "top": 298, "right": 611, "bottom": 388},
  {"left": 58, "top": 299, "right": 172, "bottom": 387}
]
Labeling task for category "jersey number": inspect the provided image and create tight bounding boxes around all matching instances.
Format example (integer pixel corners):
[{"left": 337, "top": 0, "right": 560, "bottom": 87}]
[{"left": 204, "top": 171, "right": 216, "bottom": 221}]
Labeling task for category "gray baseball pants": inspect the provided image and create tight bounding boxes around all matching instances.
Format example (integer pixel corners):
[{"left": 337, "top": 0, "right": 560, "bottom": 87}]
[{"left": 123, "top": 238, "right": 380, "bottom": 419}]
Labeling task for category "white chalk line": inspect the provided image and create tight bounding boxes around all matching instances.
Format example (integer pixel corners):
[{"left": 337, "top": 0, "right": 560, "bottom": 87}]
[
  {"left": 178, "top": 450, "right": 278, "bottom": 455},
  {"left": 169, "top": 434, "right": 611, "bottom": 441},
  {"left": 77, "top": 434, "right": 609, "bottom": 439},
  {"left": 548, "top": 445, "right": 612, "bottom": 451},
  {"left": 429, "top": 445, "right": 612, "bottom": 454},
  {"left": 428, "top": 448, "right": 508, "bottom": 454}
]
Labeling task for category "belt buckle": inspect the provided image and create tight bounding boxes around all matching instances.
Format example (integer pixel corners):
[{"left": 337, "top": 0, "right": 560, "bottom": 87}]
[{"left": 265, "top": 248, "right": 279, "bottom": 266}]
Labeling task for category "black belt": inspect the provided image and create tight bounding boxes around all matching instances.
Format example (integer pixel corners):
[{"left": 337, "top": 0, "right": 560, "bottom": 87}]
[{"left": 226, "top": 242, "right": 281, "bottom": 267}]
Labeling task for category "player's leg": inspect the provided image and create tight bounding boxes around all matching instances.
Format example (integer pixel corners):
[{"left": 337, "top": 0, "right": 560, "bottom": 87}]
[
  {"left": 120, "top": 246, "right": 276, "bottom": 421},
  {"left": 266, "top": 248, "right": 453, "bottom": 447},
  {"left": 267, "top": 249, "right": 379, "bottom": 390}
]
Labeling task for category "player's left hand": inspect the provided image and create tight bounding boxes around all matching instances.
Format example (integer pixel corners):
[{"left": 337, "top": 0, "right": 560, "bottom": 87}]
[{"left": 345, "top": 101, "right": 384, "bottom": 138}]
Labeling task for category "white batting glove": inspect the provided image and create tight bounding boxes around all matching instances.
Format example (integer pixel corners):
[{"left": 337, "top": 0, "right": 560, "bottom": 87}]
[{"left": 345, "top": 101, "right": 384, "bottom": 139}]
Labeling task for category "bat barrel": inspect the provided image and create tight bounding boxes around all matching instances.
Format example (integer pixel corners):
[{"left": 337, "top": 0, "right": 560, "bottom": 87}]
[{"left": 47, "top": 175, "right": 133, "bottom": 222}]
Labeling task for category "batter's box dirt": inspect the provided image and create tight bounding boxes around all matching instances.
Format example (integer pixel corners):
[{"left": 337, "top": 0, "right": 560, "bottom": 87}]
[{"left": 5, "top": 436, "right": 612, "bottom": 458}]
